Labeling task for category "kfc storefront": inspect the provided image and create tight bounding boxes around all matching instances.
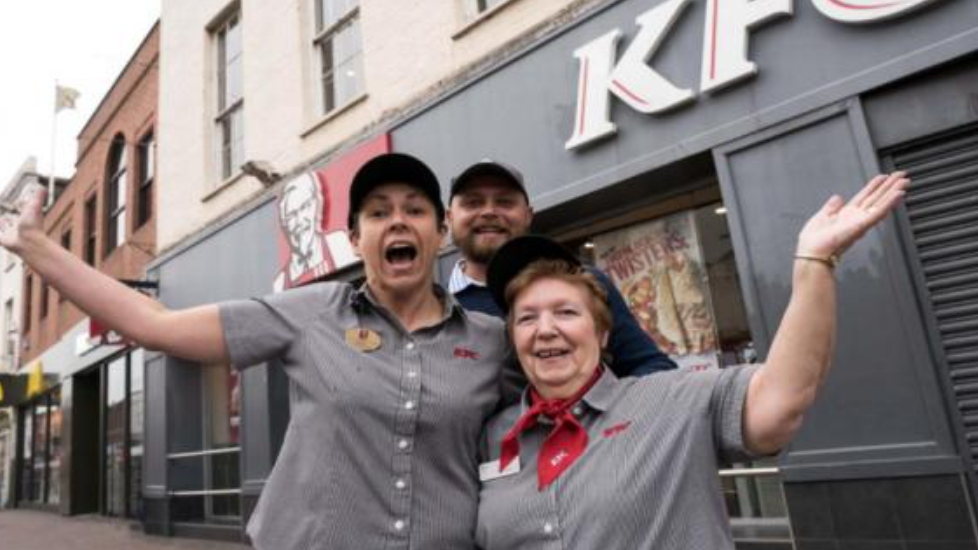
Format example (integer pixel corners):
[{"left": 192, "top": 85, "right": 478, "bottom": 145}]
[
  {"left": 390, "top": 0, "right": 978, "bottom": 546},
  {"left": 144, "top": 0, "right": 978, "bottom": 544}
]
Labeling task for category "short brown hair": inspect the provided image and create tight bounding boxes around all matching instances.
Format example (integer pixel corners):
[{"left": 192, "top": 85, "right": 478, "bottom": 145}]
[{"left": 504, "top": 258, "right": 612, "bottom": 336}]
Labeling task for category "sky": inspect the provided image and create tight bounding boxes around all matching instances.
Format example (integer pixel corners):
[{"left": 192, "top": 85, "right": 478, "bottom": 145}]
[{"left": 0, "top": 0, "right": 160, "bottom": 189}]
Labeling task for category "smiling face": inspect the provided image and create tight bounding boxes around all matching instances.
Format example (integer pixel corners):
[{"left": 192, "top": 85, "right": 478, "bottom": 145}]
[
  {"left": 350, "top": 182, "right": 446, "bottom": 299},
  {"left": 280, "top": 176, "right": 321, "bottom": 255},
  {"left": 510, "top": 277, "right": 609, "bottom": 400},
  {"left": 448, "top": 176, "right": 533, "bottom": 266}
]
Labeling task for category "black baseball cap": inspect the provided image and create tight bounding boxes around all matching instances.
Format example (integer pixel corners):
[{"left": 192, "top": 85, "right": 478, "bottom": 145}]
[
  {"left": 450, "top": 159, "right": 528, "bottom": 201},
  {"left": 487, "top": 235, "right": 581, "bottom": 314},
  {"left": 348, "top": 153, "right": 445, "bottom": 229}
]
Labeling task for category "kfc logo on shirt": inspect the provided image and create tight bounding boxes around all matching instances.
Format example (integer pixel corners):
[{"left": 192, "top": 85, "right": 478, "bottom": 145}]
[{"left": 454, "top": 347, "right": 481, "bottom": 360}]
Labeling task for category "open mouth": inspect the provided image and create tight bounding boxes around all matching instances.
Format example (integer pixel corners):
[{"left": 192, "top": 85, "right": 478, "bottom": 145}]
[
  {"left": 534, "top": 348, "right": 570, "bottom": 359},
  {"left": 385, "top": 243, "right": 418, "bottom": 266},
  {"left": 473, "top": 225, "right": 507, "bottom": 236}
]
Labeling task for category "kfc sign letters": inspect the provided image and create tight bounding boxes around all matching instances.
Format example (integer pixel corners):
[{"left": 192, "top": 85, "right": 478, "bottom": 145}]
[{"left": 566, "top": 0, "right": 943, "bottom": 150}]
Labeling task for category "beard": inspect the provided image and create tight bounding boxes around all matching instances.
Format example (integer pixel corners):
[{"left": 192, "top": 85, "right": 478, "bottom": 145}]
[{"left": 456, "top": 231, "right": 507, "bottom": 264}]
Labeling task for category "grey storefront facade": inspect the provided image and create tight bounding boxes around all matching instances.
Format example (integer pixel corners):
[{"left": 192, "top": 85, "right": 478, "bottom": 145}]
[{"left": 142, "top": 0, "right": 978, "bottom": 546}]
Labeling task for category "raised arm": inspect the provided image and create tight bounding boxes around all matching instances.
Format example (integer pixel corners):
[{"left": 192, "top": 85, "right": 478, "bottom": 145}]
[
  {"left": 0, "top": 187, "right": 229, "bottom": 364},
  {"left": 742, "top": 172, "right": 908, "bottom": 455}
]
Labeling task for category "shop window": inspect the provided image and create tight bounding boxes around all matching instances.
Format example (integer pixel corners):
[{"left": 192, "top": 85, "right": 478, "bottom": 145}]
[
  {"left": 47, "top": 388, "right": 62, "bottom": 506},
  {"left": 167, "top": 363, "right": 241, "bottom": 523},
  {"left": 105, "top": 355, "right": 127, "bottom": 516},
  {"left": 105, "top": 135, "right": 128, "bottom": 255},
  {"left": 572, "top": 197, "right": 788, "bottom": 538},
  {"left": 19, "top": 405, "right": 33, "bottom": 501},
  {"left": 135, "top": 131, "right": 154, "bottom": 229},
  {"left": 214, "top": 10, "right": 244, "bottom": 182},
  {"left": 16, "top": 389, "right": 61, "bottom": 506},
  {"left": 313, "top": 0, "right": 364, "bottom": 114},
  {"left": 84, "top": 195, "right": 98, "bottom": 266}
]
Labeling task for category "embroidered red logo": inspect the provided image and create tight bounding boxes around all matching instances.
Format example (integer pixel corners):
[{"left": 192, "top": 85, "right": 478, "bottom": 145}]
[
  {"left": 454, "top": 347, "right": 480, "bottom": 360},
  {"left": 602, "top": 421, "right": 632, "bottom": 438}
]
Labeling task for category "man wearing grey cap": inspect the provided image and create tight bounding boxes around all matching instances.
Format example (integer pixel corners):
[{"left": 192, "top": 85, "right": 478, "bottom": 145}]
[{"left": 447, "top": 160, "right": 676, "bottom": 376}]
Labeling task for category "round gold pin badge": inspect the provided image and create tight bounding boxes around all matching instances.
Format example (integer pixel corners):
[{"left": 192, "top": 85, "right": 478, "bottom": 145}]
[{"left": 345, "top": 327, "right": 382, "bottom": 352}]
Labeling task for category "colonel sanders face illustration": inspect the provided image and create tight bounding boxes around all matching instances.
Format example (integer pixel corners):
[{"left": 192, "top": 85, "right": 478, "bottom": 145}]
[{"left": 279, "top": 173, "right": 325, "bottom": 274}]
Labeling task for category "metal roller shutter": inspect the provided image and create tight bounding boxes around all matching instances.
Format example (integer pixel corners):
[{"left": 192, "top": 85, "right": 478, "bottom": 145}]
[{"left": 892, "top": 124, "right": 978, "bottom": 473}]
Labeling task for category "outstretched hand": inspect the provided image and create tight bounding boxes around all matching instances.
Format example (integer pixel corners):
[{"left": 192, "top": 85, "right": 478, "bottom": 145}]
[
  {"left": 796, "top": 172, "right": 909, "bottom": 260},
  {"left": 0, "top": 184, "right": 47, "bottom": 255}
]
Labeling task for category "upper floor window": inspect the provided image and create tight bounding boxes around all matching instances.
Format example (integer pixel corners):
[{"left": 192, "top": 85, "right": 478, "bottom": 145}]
[
  {"left": 40, "top": 283, "right": 49, "bottom": 320},
  {"left": 215, "top": 11, "right": 244, "bottom": 182},
  {"left": 84, "top": 194, "right": 98, "bottom": 266},
  {"left": 4, "top": 298, "right": 14, "bottom": 362},
  {"left": 314, "top": 0, "right": 364, "bottom": 114},
  {"left": 136, "top": 131, "right": 155, "bottom": 228},
  {"left": 60, "top": 229, "right": 72, "bottom": 301},
  {"left": 105, "top": 135, "right": 128, "bottom": 255},
  {"left": 23, "top": 274, "right": 33, "bottom": 333}
]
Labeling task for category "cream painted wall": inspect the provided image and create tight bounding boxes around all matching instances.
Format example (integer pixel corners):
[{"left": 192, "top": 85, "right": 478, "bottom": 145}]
[{"left": 159, "top": 0, "right": 598, "bottom": 250}]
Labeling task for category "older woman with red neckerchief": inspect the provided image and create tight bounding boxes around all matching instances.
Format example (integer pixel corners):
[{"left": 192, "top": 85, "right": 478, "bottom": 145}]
[{"left": 475, "top": 173, "right": 908, "bottom": 550}]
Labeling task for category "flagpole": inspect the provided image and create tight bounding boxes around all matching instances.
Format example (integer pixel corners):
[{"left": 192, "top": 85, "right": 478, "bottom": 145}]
[{"left": 48, "top": 80, "right": 59, "bottom": 208}]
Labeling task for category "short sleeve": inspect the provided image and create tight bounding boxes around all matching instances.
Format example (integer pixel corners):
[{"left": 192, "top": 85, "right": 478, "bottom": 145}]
[
  {"left": 710, "top": 364, "right": 760, "bottom": 462},
  {"left": 219, "top": 283, "right": 342, "bottom": 369}
]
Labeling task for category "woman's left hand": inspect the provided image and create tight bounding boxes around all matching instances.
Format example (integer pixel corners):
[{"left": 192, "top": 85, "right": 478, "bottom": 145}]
[{"left": 796, "top": 172, "right": 909, "bottom": 259}]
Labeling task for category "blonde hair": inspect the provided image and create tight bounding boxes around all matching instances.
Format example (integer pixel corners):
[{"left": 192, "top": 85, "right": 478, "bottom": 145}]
[{"left": 504, "top": 258, "right": 612, "bottom": 335}]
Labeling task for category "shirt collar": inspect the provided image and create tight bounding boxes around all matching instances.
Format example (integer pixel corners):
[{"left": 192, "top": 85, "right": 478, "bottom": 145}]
[
  {"left": 517, "top": 366, "right": 622, "bottom": 416},
  {"left": 448, "top": 259, "right": 485, "bottom": 294},
  {"left": 350, "top": 281, "right": 468, "bottom": 323}
]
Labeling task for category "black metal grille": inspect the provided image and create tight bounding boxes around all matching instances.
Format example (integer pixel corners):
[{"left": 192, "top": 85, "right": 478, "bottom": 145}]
[{"left": 893, "top": 126, "right": 978, "bottom": 467}]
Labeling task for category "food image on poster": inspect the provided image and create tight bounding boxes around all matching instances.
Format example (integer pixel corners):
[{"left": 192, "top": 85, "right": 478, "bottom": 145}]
[{"left": 592, "top": 211, "right": 720, "bottom": 368}]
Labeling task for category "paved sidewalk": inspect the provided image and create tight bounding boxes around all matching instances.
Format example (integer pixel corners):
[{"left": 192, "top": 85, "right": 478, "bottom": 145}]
[{"left": 0, "top": 509, "right": 252, "bottom": 550}]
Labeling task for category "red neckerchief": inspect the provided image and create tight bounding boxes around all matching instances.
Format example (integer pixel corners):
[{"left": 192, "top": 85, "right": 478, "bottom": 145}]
[{"left": 499, "top": 367, "right": 603, "bottom": 490}]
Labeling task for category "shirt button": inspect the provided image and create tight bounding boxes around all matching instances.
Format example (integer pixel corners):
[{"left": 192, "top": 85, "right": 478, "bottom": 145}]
[
  {"left": 395, "top": 479, "right": 406, "bottom": 490},
  {"left": 394, "top": 520, "right": 405, "bottom": 531},
  {"left": 406, "top": 341, "right": 415, "bottom": 350},
  {"left": 543, "top": 522, "right": 554, "bottom": 534},
  {"left": 407, "top": 370, "right": 418, "bottom": 378},
  {"left": 405, "top": 401, "right": 415, "bottom": 410},
  {"left": 398, "top": 439, "right": 409, "bottom": 450},
  {"left": 572, "top": 406, "right": 583, "bottom": 416}
]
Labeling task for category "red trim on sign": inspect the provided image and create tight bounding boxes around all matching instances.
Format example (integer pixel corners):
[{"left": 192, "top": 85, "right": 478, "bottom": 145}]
[
  {"left": 709, "top": 0, "right": 719, "bottom": 81},
  {"left": 826, "top": 0, "right": 900, "bottom": 9},
  {"left": 611, "top": 79, "right": 649, "bottom": 106},
  {"left": 577, "top": 58, "right": 589, "bottom": 137}
]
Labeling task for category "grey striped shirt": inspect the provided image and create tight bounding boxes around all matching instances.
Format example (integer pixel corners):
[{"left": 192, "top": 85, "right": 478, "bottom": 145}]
[
  {"left": 221, "top": 282, "right": 511, "bottom": 550},
  {"left": 476, "top": 365, "right": 759, "bottom": 550}
]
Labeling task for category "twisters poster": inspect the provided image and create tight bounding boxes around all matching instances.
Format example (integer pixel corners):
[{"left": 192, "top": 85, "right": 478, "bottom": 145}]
[{"left": 592, "top": 211, "right": 721, "bottom": 370}]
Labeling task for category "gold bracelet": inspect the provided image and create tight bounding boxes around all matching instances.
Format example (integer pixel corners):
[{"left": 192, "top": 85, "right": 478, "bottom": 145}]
[{"left": 794, "top": 253, "right": 839, "bottom": 269}]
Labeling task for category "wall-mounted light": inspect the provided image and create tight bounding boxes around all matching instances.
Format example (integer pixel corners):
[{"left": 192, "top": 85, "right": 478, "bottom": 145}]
[{"left": 714, "top": 206, "right": 727, "bottom": 215}]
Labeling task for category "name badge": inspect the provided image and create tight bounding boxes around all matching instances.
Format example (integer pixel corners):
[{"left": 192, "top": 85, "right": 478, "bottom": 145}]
[{"left": 479, "top": 457, "right": 520, "bottom": 482}]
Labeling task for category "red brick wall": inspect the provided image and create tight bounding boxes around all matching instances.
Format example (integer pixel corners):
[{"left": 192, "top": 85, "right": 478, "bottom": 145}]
[{"left": 21, "top": 24, "right": 160, "bottom": 364}]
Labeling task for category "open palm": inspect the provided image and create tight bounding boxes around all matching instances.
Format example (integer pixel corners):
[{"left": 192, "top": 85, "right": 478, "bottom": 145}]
[
  {"left": 796, "top": 172, "right": 909, "bottom": 259},
  {"left": 0, "top": 185, "right": 47, "bottom": 254}
]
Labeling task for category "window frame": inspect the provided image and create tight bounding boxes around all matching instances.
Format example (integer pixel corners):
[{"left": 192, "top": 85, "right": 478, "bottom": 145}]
[
  {"left": 135, "top": 130, "right": 155, "bottom": 229},
  {"left": 84, "top": 194, "right": 98, "bottom": 266},
  {"left": 214, "top": 11, "right": 244, "bottom": 183},
  {"left": 312, "top": 0, "right": 364, "bottom": 115},
  {"left": 105, "top": 136, "right": 128, "bottom": 256}
]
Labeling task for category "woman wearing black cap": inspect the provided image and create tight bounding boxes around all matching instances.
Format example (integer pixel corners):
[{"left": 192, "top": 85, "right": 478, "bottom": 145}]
[
  {"left": 0, "top": 153, "right": 515, "bottom": 550},
  {"left": 475, "top": 173, "right": 908, "bottom": 549}
]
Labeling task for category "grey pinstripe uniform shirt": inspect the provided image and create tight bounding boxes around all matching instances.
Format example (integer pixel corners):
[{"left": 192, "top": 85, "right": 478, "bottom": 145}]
[
  {"left": 220, "top": 282, "right": 512, "bottom": 550},
  {"left": 476, "top": 365, "right": 760, "bottom": 549}
]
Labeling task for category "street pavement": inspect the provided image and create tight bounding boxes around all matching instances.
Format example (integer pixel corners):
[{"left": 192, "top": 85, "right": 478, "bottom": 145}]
[{"left": 0, "top": 509, "right": 252, "bottom": 550}]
